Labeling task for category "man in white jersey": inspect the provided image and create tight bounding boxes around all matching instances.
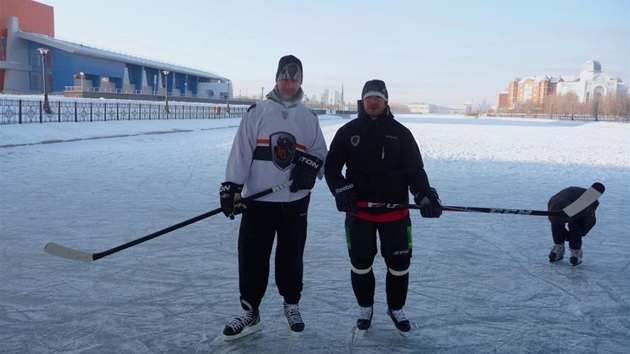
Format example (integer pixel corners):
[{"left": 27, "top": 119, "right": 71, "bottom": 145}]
[{"left": 219, "top": 55, "right": 328, "bottom": 340}]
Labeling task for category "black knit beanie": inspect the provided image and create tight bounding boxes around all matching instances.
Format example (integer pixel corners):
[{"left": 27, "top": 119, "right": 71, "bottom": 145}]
[{"left": 276, "top": 55, "right": 303, "bottom": 84}]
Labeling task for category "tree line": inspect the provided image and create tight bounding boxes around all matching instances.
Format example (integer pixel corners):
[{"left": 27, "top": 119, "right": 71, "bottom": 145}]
[{"left": 506, "top": 92, "right": 630, "bottom": 118}]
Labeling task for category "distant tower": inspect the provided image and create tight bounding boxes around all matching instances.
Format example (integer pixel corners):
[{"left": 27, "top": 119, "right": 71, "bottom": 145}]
[
  {"left": 341, "top": 84, "right": 344, "bottom": 109},
  {"left": 463, "top": 100, "right": 473, "bottom": 114}
]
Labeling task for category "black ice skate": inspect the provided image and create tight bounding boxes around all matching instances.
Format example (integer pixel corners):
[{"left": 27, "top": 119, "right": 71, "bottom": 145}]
[
  {"left": 387, "top": 308, "right": 411, "bottom": 335},
  {"left": 357, "top": 306, "right": 373, "bottom": 330},
  {"left": 283, "top": 302, "right": 305, "bottom": 332},
  {"left": 223, "top": 308, "right": 260, "bottom": 341}
]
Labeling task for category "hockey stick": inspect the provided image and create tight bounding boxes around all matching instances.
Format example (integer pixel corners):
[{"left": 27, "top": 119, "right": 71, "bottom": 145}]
[
  {"left": 44, "top": 180, "right": 293, "bottom": 262},
  {"left": 357, "top": 182, "right": 605, "bottom": 217}
]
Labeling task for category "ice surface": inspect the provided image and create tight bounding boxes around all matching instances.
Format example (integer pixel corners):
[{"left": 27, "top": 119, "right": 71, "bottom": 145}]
[{"left": 1, "top": 114, "right": 628, "bottom": 353}]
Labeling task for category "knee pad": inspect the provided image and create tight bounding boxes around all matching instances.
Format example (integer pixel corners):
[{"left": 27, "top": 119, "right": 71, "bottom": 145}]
[
  {"left": 350, "top": 257, "right": 373, "bottom": 275},
  {"left": 385, "top": 256, "right": 410, "bottom": 276}
]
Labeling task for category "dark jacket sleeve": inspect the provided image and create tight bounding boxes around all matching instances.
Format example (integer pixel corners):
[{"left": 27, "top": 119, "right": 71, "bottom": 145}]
[
  {"left": 324, "top": 126, "right": 349, "bottom": 194},
  {"left": 400, "top": 126, "right": 431, "bottom": 198}
]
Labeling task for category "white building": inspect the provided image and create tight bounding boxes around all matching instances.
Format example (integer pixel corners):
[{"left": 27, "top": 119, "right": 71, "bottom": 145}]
[
  {"left": 557, "top": 60, "right": 628, "bottom": 102},
  {"left": 408, "top": 103, "right": 467, "bottom": 115}
]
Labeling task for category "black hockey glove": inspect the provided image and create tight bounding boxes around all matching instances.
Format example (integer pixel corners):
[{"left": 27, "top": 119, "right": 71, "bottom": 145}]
[
  {"left": 333, "top": 183, "right": 358, "bottom": 213},
  {"left": 219, "top": 182, "right": 246, "bottom": 220},
  {"left": 290, "top": 153, "right": 323, "bottom": 192},
  {"left": 415, "top": 187, "right": 443, "bottom": 218}
]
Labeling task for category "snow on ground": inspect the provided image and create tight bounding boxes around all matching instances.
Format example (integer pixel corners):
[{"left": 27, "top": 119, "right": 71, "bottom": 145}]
[{"left": 0, "top": 114, "right": 628, "bottom": 354}]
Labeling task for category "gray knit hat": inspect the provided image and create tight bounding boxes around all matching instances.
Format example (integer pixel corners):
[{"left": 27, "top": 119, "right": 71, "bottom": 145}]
[{"left": 361, "top": 79, "right": 388, "bottom": 102}]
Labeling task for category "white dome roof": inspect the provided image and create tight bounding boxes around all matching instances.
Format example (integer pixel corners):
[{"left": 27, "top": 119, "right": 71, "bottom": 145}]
[{"left": 582, "top": 60, "right": 602, "bottom": 73}]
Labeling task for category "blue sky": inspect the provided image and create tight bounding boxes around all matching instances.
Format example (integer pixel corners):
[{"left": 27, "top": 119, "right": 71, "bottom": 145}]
[{"left": 38, "top": 0, "right": 629, "bottom": 106}]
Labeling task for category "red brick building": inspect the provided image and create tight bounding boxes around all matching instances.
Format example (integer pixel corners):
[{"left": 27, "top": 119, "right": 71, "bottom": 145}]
[
  {"left": 502, "top": 75, "right": 561, "bottom": 110},
  {"left": 0, "top": 0, "right": 54, "bottom": 91}
]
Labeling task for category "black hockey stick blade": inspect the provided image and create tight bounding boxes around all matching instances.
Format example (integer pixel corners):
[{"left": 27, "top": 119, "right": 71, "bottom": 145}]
[
  {"left": 357, "top": 182, "right": 605, "bottom": 217},
  {"left": 44, "top": 180, "right": 293, "bottom": 262}
]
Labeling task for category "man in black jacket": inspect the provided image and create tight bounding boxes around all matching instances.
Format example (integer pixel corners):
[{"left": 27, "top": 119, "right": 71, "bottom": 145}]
[
  {"left": 548, "top": 186, "right": 599, "bottom": 266},
  {"left": 324, "top": 79, "right": 442, "bottom": 335}
]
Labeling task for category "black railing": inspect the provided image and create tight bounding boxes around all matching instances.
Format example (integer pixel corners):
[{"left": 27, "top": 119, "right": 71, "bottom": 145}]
[
  {"left": 490, "top": 112, "right": 629, "bottom": 123},
  {"left": 0, "top": 98, "right": 248, "bottom": 125}
]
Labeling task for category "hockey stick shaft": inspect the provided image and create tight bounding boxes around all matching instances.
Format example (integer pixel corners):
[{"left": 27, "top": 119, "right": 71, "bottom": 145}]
[
  {"left": 357, "top": 182, "right": 605, "bottom": 217},
  {"left": 358, "top": 202, "right": 560, "bottom": 216},
  {"left": 44, "top": 180, "right": 293, "bottom": 262}
]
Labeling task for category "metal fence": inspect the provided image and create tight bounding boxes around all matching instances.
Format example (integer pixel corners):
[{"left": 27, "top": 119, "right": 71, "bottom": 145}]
[
  {"left": 492, "top": 113, "right": 630, "bottom": 123},
  {"left": 0, "top": 98, "right": 248, "bottom": 125}
]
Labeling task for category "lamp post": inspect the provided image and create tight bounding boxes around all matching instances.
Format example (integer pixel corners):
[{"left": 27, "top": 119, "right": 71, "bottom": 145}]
[
  {"left": 226, "top": 80, "right": 231, "bottom": 115},
  {"left": 162, "top": 70, "right": 170, "bottom": 113},
  {"left": 79, "top": 72, "right": 85, "bottom": 92},
  {"left": 37, "top": 48, "right": 53, "bottom": 115}
]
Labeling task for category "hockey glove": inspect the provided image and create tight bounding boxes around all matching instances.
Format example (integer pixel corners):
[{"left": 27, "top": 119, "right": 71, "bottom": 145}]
[
  {"left": 415, "top": 187, "right": 443, "bottom": 218},
  {"left": 290, "top": 153, "right": 323, "bottom": 192},
  {"left": 219, "top": 182, "right": 246, "bottom": 220},
  {"left": 333, "top": 183, "right": 358, "bottom": 213}
]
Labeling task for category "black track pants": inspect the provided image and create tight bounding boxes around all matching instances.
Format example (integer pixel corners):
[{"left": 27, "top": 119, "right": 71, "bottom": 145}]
[{"left": 237, "top": 195, "right": 310, "bottom": 309}]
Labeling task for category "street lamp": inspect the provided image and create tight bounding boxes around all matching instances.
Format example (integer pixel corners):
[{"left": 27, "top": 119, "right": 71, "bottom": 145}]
[
  {"left": 162, "top": 70, "right": 170, "bottom": 114},
  {"left": 226, "top": 80, "right": 231, "bottom": 114},
  {"left": 79, "top": 72, "right": 85, "bottom": 92},
  {"left": 37, "top": 48, "right": 53, "bottom": 115}
]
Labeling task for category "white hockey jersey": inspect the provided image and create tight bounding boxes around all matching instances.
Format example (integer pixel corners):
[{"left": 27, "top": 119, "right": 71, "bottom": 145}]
[{"left": 224, "top": 88, "right": 328, "bottom": 202}]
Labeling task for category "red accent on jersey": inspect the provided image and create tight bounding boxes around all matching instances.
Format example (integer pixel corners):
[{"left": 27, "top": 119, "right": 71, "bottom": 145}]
[{"left": 352, "top": 208, "right": 409, "bottom": 222}]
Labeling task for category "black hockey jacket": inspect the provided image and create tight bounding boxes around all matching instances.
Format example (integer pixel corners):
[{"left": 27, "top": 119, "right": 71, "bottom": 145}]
[{"left": 324, "top": 106, "right": 432, "bottom": 214}]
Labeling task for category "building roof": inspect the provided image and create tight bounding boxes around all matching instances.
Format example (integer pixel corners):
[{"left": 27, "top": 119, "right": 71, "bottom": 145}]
[
  {"left": 582, "top": 59, "right": 602, "bottom": 73},
  {"left": 517, "top": 75, "right": 565, "bottom": 84},
  {"left": 18, "top": 30, "right": 229, "bottom": 81}
]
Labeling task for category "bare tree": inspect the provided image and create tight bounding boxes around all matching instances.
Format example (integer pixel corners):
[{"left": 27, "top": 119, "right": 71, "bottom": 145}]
[{"left": 510, "top": 91, "right": 629, "bottom": 119}]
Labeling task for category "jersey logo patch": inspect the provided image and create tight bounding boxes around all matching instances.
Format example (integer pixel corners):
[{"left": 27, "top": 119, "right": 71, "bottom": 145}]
[
  {"left": 351, "top": 135, "right": 360, "bottom": 147},
  {"left": 281, "top": 110, "right": 289, "bottom": 120},
  {"left": 270, "top": 132, "right": 297, "bottom": 170}
]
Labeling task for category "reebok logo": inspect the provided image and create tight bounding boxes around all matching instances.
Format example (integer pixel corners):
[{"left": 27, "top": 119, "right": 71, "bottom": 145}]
[{"left": 335, "top": 183, "right": 354, "bottom": 194}]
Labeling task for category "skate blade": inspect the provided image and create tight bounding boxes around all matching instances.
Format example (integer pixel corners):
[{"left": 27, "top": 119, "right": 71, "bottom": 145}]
[
  {"left": 396, "top": 329, "right": 410, "bottom": 337},
  {"left": 222, "top": 323, "right": 261, "bottom": 342}
]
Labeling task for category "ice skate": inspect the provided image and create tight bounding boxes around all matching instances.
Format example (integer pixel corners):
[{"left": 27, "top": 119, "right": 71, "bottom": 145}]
[
  {"left": 223, "top": 308, "right": 260, "bottom": 341},
  {"left": 548, "top": 244, "right": 565, "bottom": 263},
  {"left": 357, "top": 305, "right": 373, "bottom": 330},
  {"left": 284, "top": 302, "right": 305, "bottom": 332},
  {"left": 570, "top": 249, "right": 583, "bottom": 267},
  {"left": 387, "top": 308, "right": 411, "bottom": 335}
]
